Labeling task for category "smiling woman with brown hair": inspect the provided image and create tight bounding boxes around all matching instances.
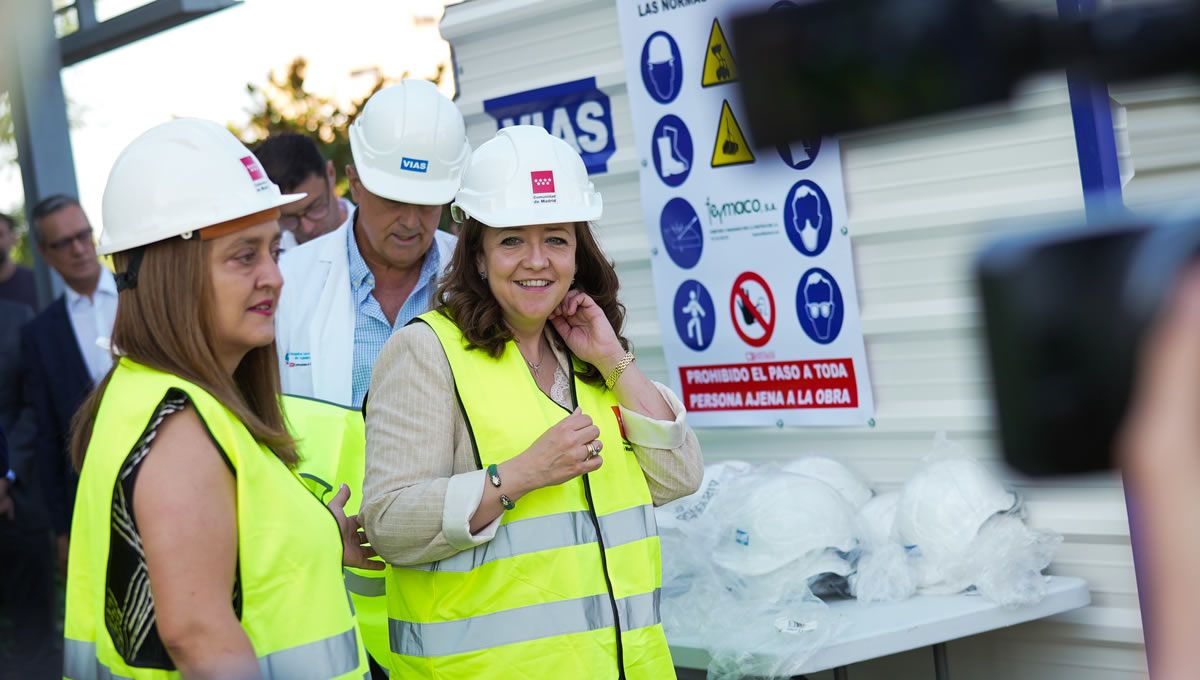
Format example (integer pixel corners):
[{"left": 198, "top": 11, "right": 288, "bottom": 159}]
[
  {"left": 63, "top": 119, "right": 377, "bottom": 680},
  {"left": 362, "top": 125, "right": 704, "bottom": 679}
]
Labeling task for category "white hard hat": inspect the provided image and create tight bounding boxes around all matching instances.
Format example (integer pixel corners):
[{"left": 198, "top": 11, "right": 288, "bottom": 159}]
[
  {"left": 711, "top": 472, "right": 859, "bottom": 576},
  {"left": 450, "top": 125, "right": 602, "bottom": 228},
  {"left": 99, "top": 118, "right": 304, "bottom": 255},
  {"left": 895, "top": 458, "right": 1018, "bottom": 564},
  {"left": 648, "top": 33, "right": 674, "bottom": 64},
  {"left": 781, "top": 456, "right": 874, "bottom": 510},
  {"left": 349, "top": 79, "right": 470, "bottom": 206}
]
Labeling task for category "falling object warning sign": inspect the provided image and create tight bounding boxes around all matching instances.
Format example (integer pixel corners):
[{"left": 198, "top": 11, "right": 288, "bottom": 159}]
[
  {"left": 702, "top": 18, "right": 738, "bottom": 87},
  {"left": 711, "top": 100, "right": 755, "bottom": 168}
]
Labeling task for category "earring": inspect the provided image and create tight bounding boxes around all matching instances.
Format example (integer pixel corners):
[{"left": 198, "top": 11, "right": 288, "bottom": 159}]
[{"left": 479, "top": 271, "right": 487, "bottom": 280}]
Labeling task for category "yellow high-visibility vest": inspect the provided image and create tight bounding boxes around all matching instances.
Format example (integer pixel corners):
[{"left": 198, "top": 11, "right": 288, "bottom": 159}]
[
  {"left": 385, "top": 312, "right": 674, "bottom": 678},
  {"left": 64, "top": 358, "right": 369, "bottom": 680},
  {"left": 282, "top": 394, "right": 390, "bottom": 670}
]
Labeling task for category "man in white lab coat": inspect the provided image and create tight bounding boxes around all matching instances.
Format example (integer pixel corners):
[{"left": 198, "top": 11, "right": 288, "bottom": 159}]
[{"left": 276, "top": 80, "right": 471, "bottom": 409}]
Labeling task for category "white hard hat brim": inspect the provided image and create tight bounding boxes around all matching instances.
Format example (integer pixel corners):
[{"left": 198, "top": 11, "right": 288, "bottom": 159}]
[
  {"left": 96, "top": 191, "right": 307, "bottom": 256},
  {"left": 452, "top": 201, "right": 603, "bottom": 229},
  {"left": 354, "top": 160, "right": 458, "bottom": 207}
]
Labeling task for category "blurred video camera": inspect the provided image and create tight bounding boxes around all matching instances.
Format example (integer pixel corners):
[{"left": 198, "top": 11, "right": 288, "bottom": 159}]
[{"left": 732, "top": 0, "right": 1200, "bottom": 476}]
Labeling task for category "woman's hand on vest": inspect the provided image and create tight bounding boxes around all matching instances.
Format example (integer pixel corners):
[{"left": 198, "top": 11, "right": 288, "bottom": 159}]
[
  {"left": 503, "top": 407, "right": 604, "bottom": 497},
  {"left": 549, "top": 290, "right": 625, "bottom": 372},
  {"left": 329, "top": 484, "right": 386, "bottom": 571}
]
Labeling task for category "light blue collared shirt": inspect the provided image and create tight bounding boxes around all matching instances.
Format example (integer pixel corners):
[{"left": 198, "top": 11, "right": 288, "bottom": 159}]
[{"left": 347, "top": 216, "right": 441, "bottom": 408}]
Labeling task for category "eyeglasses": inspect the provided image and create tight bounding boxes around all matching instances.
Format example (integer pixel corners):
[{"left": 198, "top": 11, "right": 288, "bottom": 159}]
[
  {"left": 279, "top": 188, "right": 331, "bottom": 232},
  {"left": 45, "top": 227, "right": 94, "bottom": 253},
  {"left": 806, "top": 301, "right": 833, "bottom": 319}
]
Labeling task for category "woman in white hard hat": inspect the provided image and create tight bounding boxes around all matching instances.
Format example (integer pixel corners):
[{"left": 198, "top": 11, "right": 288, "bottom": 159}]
[
  {"left": 361, "top": 125, "right": 703, "bottom": 678},
  {"left": 63, "top": 119, "right": 378, "bottom": 680}
]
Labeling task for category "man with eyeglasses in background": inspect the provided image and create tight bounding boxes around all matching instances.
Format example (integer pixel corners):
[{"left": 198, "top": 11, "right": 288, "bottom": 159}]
[
  {"left": 19, "top": 195, "right": 115, "bottom": 581},
  {"left": 254, "top": 133, "right": 352, "bottom": 251}
]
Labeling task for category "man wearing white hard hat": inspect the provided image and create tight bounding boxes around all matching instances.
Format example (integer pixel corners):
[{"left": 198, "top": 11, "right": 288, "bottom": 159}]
[
  {"left": 272, "top": 78, "right": 470, "bottom": 674},
  {"left": 275, "top": 79, "right": 469, "bottom": 409},
  {"left": 64, "top": 118, "right": 378, "bottom": 680}
]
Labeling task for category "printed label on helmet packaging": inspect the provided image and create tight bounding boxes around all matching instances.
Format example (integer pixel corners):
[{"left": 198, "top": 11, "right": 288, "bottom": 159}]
[
  {"left": 401, "top": 157, "right": 429, "bottom": 173},
  {"left": 531, "top": 170, "right": 558, "bottom": 204}
]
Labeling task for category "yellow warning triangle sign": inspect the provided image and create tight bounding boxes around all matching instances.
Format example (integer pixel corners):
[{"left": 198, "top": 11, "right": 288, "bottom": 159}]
[
  {"left": 711, "top": 100, "right": 755, "bottom": 167},
  {"left": 702, "top": 18, "right": 738, "bottom": 87}
]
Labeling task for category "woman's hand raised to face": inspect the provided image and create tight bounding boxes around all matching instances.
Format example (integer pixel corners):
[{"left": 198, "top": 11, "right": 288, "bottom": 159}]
[{"left": 549, "top": 290, "right": 626, "bottom": 375}]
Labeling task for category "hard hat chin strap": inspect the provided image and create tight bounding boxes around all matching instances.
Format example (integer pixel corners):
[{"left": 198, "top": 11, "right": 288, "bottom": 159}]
[{"left": 114, "top": 247, "right": 145, "bottom": 292}]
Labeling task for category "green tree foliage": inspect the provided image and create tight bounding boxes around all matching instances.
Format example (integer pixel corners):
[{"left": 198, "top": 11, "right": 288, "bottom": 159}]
[{"left": 230, "top": 57, "right": 446, "bottom": 197}]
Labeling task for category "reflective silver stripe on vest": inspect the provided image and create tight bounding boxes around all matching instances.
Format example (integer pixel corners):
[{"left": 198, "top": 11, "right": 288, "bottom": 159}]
[
  {"left": 345, "top": 569, "right": 386, "bottom": 597},
  {"left": 66, "top": 628, "right": 360, "bottom": 680},
  {"left": 400, "top": 505, "right": 656, "bottom": 574},
  {"left": 258, "top": 626, "right": 361, "bottom": 679},
  {"left": 598, "top": 504, "right": 658, "bottom": 549},
  {"left": 64, "top": 639, "right": 133, "bottom": 680},
  {"left": 389, "top": 589, "right": 661, "bottom": 658},
  {"left": 617, "top": 589, "right": 661, "bottom": 632}
]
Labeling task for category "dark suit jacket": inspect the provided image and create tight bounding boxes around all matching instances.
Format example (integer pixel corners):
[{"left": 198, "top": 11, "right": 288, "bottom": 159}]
[
  {"left": 21, "top": 296, "right": 94, "bottom": 535},
  {"left": 2, "top": 299, "right": 49, "bottom": 528}
]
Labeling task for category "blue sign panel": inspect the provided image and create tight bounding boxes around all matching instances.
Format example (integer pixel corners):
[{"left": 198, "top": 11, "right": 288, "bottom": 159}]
[
  {"left": 783, "top": 179, "right": 833, "bottom": 257},
  {"left": 674, "top": 280, "right": 716, "bottom": 351},
  {"left": 660, "top": 198, "right": 702, "bottom": 269},
  {"left": 483, "top": 77, "right": 616, "bottom": 175},
  {"left": 796, "top": 268, "right": 844, "bottom": 344},
  {"left": 651, "top": 115, "right": 693, "bottom": 187},
  {"left": 640, "top": 31, "right": 683, "bottom": 104}
]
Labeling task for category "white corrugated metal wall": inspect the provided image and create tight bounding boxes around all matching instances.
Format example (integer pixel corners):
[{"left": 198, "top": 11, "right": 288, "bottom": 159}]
[{"left": 441, "top": 0, "right": 1162, "bottom": 677}]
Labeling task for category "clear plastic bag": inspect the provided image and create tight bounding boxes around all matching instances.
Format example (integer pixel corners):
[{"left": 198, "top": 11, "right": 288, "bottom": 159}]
[
  {"left": 850, "top": 542, "right": 917, "bottom": 604},
  {"left": 659, "top": 461, "right": 752, "bottom": 639},
  {"left": 950, "top": 514, "right": 1064, "bottom": 607},
  {"left": 704, "top": 579, "right": 846, "bottom": 680}
]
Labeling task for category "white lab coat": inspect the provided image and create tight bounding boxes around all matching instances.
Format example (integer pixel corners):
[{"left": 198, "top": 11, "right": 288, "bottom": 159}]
[{"left": 275, "top": 212, "right": 458, "bottom": 406}]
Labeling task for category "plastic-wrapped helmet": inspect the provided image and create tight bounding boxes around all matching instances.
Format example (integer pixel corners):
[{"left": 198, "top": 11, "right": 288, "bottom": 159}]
[
  {"left": 782, "top": 456, "right": 874, "bottom": 510},
  {"left": 895, "top": 458, "right": 1018, "bottom": 563},
  {"left": 711, "top": 471, "right": 859, "bottom": 576},
  {"left": 857, "top": 490, "right": 902, "bottom": 547}
]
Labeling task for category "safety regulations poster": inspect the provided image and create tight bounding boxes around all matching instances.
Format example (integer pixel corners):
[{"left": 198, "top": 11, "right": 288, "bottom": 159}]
[{"left": 616, "top": 0, "right": 875, "bottom": 427}]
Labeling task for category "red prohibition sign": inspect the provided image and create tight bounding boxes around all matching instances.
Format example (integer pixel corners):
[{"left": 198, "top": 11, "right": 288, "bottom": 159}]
[{"left": 729, "top": 271, "right": 775, "bottom": 347}]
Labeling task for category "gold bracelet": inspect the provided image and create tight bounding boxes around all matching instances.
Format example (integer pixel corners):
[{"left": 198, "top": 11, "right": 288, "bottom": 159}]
[{"left": 605, "top": 352, "right": 636, "bottom": 390}]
